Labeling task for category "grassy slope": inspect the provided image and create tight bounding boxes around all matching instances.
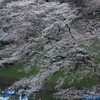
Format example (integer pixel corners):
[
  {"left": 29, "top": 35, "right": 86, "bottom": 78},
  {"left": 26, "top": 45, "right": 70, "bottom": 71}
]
[
  {"left": 0, "top": 16, "right": 100, "bottom": 88},
  {"left": 45, "top": 37, "right": 100, "bottom": 88},
  {"left": 0, "top": 62, "right": 39, "bottom": 79},
  {"left": 0, "top": 36, "right": 99, "bottom": 87}
]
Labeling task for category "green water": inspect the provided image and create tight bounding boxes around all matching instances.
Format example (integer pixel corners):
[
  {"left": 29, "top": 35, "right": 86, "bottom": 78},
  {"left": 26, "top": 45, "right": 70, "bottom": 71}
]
[
  {"left": 34, "top": 91, "right": 65, "bottom": 100},
  {"left": 0, "top": 84, "right": 82, "bottom": 100}
]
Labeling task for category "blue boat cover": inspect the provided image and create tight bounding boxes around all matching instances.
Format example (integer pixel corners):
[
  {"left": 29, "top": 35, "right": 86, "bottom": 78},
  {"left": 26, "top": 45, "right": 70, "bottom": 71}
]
[
  {"left": 82, "top": 95, "right": 100, "bottom": 100},
  {"left": 1, "top": 97, "right": 9, "bottom": 100}
]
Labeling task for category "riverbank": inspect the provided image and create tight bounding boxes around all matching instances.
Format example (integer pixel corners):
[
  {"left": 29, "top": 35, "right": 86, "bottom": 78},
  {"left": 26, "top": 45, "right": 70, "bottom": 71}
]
[
  {"left": 0, "top": 75, "right": 100, "bottom": 100},
  {"left": 53, "top": 85, "right": 100, "bottom": 99}
]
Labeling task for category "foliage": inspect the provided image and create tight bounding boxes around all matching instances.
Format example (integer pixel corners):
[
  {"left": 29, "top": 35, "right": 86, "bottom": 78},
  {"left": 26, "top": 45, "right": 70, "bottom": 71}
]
[
  {"left": 32, "top": 45, "right": 44, "bottom": 52},
  {"left": 0, "top": 43, "right": 5, "bottom": 50}
]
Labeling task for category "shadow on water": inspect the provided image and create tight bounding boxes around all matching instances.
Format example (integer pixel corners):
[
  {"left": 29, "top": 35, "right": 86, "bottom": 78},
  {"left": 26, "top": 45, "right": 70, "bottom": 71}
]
[
  {"left": 34, "top": 91, "right": 82, "bottom": 100},
  {"left": 0, "top": 84, "right": 82, "bottom": 100},
  {"left": 34, "top": 91, "right": 65, "bottom": 100}
]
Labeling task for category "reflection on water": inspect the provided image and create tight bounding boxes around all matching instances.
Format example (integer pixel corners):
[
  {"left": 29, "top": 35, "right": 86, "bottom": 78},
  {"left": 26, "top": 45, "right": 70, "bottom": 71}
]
[
  {"left": 34, "top": 91, "right": 65, "bottom": 100},
  {"left": 0, "top": 84, "right": 82, "bottom": 100}
]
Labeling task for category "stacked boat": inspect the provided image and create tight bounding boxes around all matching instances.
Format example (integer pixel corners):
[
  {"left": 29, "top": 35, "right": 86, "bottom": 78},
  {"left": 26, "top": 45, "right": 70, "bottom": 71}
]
[
  {"left": 82, "top": 95, "right": 100, "bottom": 100},
  {"left": 1, "top": 89, "right": 36, "bottom": 100},
  {"left": 0, "top": 96, "right": 9, "bottom": 100},
  {"left": 2, "top": 91, "right": 17, "bottom": 95}
]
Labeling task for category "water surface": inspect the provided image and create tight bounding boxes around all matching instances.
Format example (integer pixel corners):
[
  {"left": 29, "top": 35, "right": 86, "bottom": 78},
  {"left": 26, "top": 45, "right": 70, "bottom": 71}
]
[{"left": 0, "top": 84, "right": 82, "bottom": 100}]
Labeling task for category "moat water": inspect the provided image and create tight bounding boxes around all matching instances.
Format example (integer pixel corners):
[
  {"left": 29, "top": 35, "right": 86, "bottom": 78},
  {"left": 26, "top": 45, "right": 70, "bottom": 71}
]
[{"left": 0, "top": 84, "right": 82, "bottom": 100}]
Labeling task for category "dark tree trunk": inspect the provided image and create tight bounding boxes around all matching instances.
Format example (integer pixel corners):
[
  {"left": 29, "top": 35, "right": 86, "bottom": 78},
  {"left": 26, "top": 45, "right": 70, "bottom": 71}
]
[{"left": 45, "top": 0, "right": 49, "bottom": 2}]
